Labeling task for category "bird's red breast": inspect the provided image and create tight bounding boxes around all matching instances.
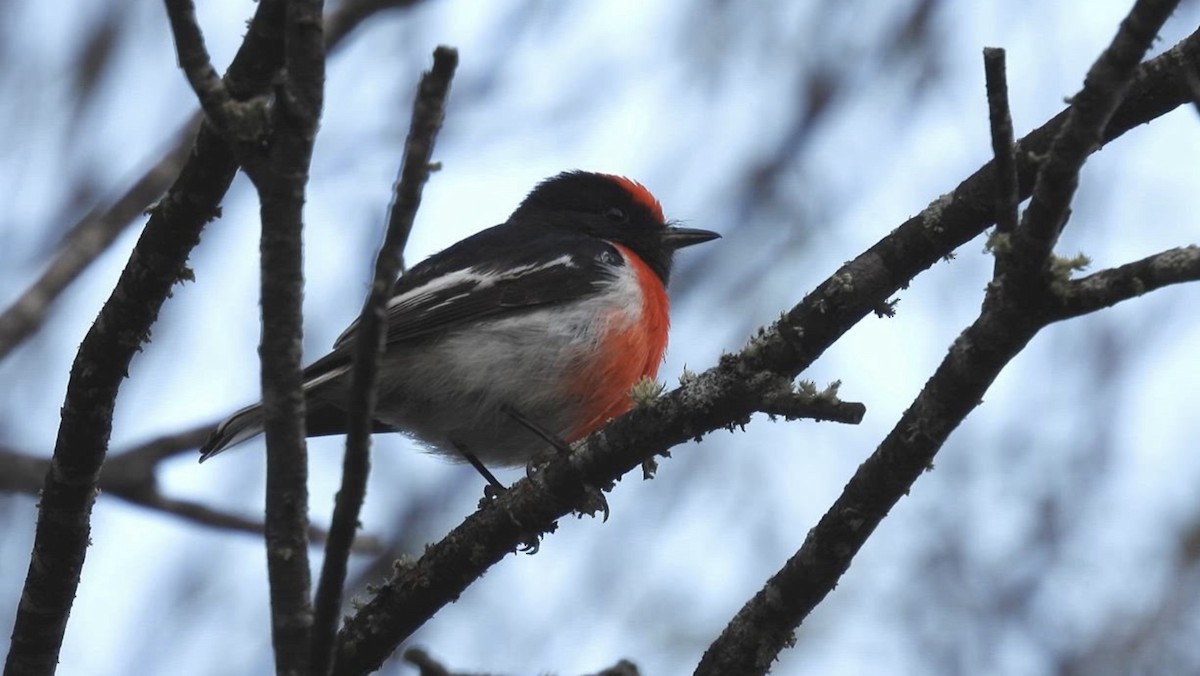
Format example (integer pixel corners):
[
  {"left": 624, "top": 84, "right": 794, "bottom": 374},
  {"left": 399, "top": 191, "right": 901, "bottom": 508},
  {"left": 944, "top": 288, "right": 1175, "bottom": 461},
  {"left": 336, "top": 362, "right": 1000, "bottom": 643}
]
[{"left": 567, "top": 243, "right": 670, "bottom": 441}]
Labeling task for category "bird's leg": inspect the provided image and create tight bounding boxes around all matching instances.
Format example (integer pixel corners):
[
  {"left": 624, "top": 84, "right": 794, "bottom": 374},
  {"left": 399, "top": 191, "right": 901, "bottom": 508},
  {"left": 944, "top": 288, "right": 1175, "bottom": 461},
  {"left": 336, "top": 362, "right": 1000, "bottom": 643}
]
[
  {"left": 500, "top": 403, "right": 572, "bottom": 456},
  {"left": 453, "top": 442, "right": 507, "bottom": 495},
  {"left": 501, "top": 404, "right": 610, "bottom": 522},
  {"left": 454, "top": 441, "right": 542, "bottom": 551}
]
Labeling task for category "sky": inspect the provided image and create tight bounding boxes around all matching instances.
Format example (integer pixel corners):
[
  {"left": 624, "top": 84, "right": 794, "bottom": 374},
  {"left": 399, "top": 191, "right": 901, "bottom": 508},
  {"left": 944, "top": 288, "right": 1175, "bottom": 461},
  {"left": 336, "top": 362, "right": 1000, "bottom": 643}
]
[{"left": 2, "top": 1, "right": 1199, "bottom": 674}]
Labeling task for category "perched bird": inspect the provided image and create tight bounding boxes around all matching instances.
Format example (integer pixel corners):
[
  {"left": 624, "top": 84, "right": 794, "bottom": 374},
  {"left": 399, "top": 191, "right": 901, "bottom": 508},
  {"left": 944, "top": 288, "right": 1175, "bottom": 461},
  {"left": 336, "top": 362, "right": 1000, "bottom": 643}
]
[{"left": 199, "top": 171, "right": 719, "bottom": 468}]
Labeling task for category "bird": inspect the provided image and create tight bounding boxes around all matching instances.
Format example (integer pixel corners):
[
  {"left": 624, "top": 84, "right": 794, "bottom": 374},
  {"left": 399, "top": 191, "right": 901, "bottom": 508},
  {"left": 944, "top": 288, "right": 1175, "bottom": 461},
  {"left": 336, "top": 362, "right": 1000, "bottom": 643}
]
[{"left": 199, "top": 171, "right": 719, "bottom": 471}]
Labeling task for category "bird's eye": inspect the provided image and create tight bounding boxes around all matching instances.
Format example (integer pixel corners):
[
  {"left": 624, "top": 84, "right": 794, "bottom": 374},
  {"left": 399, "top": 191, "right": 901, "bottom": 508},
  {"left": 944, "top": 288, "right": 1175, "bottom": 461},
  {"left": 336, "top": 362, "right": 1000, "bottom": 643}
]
[{"left": 604, "top": 207, "right": 627, "bottom": 222}]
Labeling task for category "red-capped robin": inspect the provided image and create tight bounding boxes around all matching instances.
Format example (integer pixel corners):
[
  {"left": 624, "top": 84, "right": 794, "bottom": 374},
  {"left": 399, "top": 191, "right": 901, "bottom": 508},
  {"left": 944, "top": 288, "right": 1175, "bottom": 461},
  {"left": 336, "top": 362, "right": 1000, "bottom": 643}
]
[{"left": 199, "top": 171, "right": 719, "bottom": 469}]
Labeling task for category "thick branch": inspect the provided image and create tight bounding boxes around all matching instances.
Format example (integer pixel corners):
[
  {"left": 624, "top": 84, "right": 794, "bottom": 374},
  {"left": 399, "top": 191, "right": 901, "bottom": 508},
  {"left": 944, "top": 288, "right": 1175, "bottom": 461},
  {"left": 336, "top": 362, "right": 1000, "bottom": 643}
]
[
  {"left": 696, "top": 294, "right": 1043, "bottom": 676},
  {"left": 310, "top": 45, "right": 457, "bottom": 676},
  {"left": 692, "top": 245, "right": 1200, "bottom": 675},
  {"left": 697, "top": 4, "right": 1182, "bottom": 672},
  {"left": 331, "top": 25, "right": 1200, "bottom": 676}
]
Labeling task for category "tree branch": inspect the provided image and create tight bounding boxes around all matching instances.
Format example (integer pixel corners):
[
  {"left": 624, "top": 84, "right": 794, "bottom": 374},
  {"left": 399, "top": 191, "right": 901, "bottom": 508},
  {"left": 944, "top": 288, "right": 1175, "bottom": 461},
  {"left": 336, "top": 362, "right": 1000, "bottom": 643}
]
[
  {"left": 310, "top": 45, "right": 457, "bottom": 676},
  {"left": 757, "top": 391, "right": 866, "bottom": 426},
  {"left": 115, "top": 488, "right": 380, "bottom": 552},
  {"left": 1, "top": 428, "right": 383, "bottom": 551},
  {"left": 245, "top": 0, "right": 327, "bottom": 672},
  {"left": 1050, "top": 245, "right": 1200, "bottom": 320},
  {"left": 163, "top": 0, "right": 262, "bottom": 141},
  {"left": 983, "top": 47, "right": 1019, "bottom": 239},
  {"left": 696, "top": 3, "right": 1181, "bottom": 672},
  {"left": 331, "top": 21, "right": 1200, "bottom": 676},
  {"left": 1007, "top": 0, "right": 1177, "bottom": 291}
]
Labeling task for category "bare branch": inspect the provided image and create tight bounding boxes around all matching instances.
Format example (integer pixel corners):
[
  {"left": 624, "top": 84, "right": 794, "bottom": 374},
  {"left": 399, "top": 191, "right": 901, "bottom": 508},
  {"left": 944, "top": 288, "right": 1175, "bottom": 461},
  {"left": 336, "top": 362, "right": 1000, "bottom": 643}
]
[
  {"left": 758, "top": 392, "right": 866, "bottom": 426},
  {"left": 0, "top": 424, "right": 210, "bottom": 499},
  {"left": 3, "top": 3, "right": 436, "bottom": 667},
  {"left": 310, "top": 45, "right": 457, "bottom": 676},
  {"left": 162, "top": 0, "right": 249, "bottom": 137},
  {"left": 1051, "top": 245, "right": 1200, "bottom": 320},
  {"left": 0, "top": 441, "right": 381, "bottom": 552},
  {"left": 1008, "top": 0, "right": 1177, "bottom": 287},
  {"left": 245, "top": 0, "right": 328, "bottom": 671},
  {"left": 116, "top": 490, "right": 381, "bottom": 553},
  {"left": 112, "top": 423, "right": 216, "bottom": 467},
  {"left": 383, "top": 46, "right": 459, "bottom": 273},
  {"left": 982, "top": 47, "right": 1019, "bottom": 239}
]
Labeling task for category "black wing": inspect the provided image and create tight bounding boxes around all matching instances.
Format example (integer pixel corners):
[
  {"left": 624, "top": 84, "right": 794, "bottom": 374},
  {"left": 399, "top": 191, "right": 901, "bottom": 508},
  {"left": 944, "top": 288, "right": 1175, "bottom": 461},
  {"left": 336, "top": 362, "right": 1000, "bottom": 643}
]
[{"left": 303, "top": 220, "right": 623, "bottom": 380}]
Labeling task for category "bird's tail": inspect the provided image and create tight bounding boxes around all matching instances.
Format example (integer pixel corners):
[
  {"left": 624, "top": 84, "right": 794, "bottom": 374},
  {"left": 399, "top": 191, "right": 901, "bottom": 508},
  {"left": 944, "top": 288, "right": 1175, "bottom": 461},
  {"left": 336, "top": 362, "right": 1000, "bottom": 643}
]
[{"left": 198, "top": 404, "right": 265, "bottom": 462}]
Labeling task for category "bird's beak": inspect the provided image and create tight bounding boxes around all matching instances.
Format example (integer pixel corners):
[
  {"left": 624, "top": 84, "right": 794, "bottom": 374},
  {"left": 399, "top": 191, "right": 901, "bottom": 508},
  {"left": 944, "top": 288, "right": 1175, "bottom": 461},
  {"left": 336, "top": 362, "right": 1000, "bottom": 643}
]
[{"left": 661, "top": 226, "right": 720, "bottom": 250}]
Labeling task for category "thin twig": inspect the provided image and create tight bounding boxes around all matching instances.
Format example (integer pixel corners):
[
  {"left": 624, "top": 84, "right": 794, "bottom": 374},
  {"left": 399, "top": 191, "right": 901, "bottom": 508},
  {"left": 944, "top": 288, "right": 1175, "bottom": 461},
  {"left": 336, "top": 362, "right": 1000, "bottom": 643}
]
[
  {"left": 0, "top": 437, "right": 383, "bottom": 551},
  {"left": 0, "top": 426, "right": 210, "bottom": 496},
  {"left": 116, "top": 491, "right": 382, "bottom": 553},
  {"left": 757, "top": 393, "right": 866, "bottom": 425},
  {"left": 983, "top": 47, "right": 1019, "bottom": 238},
  {"left": 310, "top": 46, "right": 457, "bottom": 676},
  {"left": 382, "top": 46, "right": 459, "bottom": 273},
  {"left": 162, "top": 0, "right": 248, "bottom": 138}
]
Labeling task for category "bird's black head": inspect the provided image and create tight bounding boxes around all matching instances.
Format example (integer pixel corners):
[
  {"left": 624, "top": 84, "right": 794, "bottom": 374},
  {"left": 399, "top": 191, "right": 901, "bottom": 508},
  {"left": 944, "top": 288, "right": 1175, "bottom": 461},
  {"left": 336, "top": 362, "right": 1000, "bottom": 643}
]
[{"left": 513, "top": 171, "right": 719, "bottom": 284}]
